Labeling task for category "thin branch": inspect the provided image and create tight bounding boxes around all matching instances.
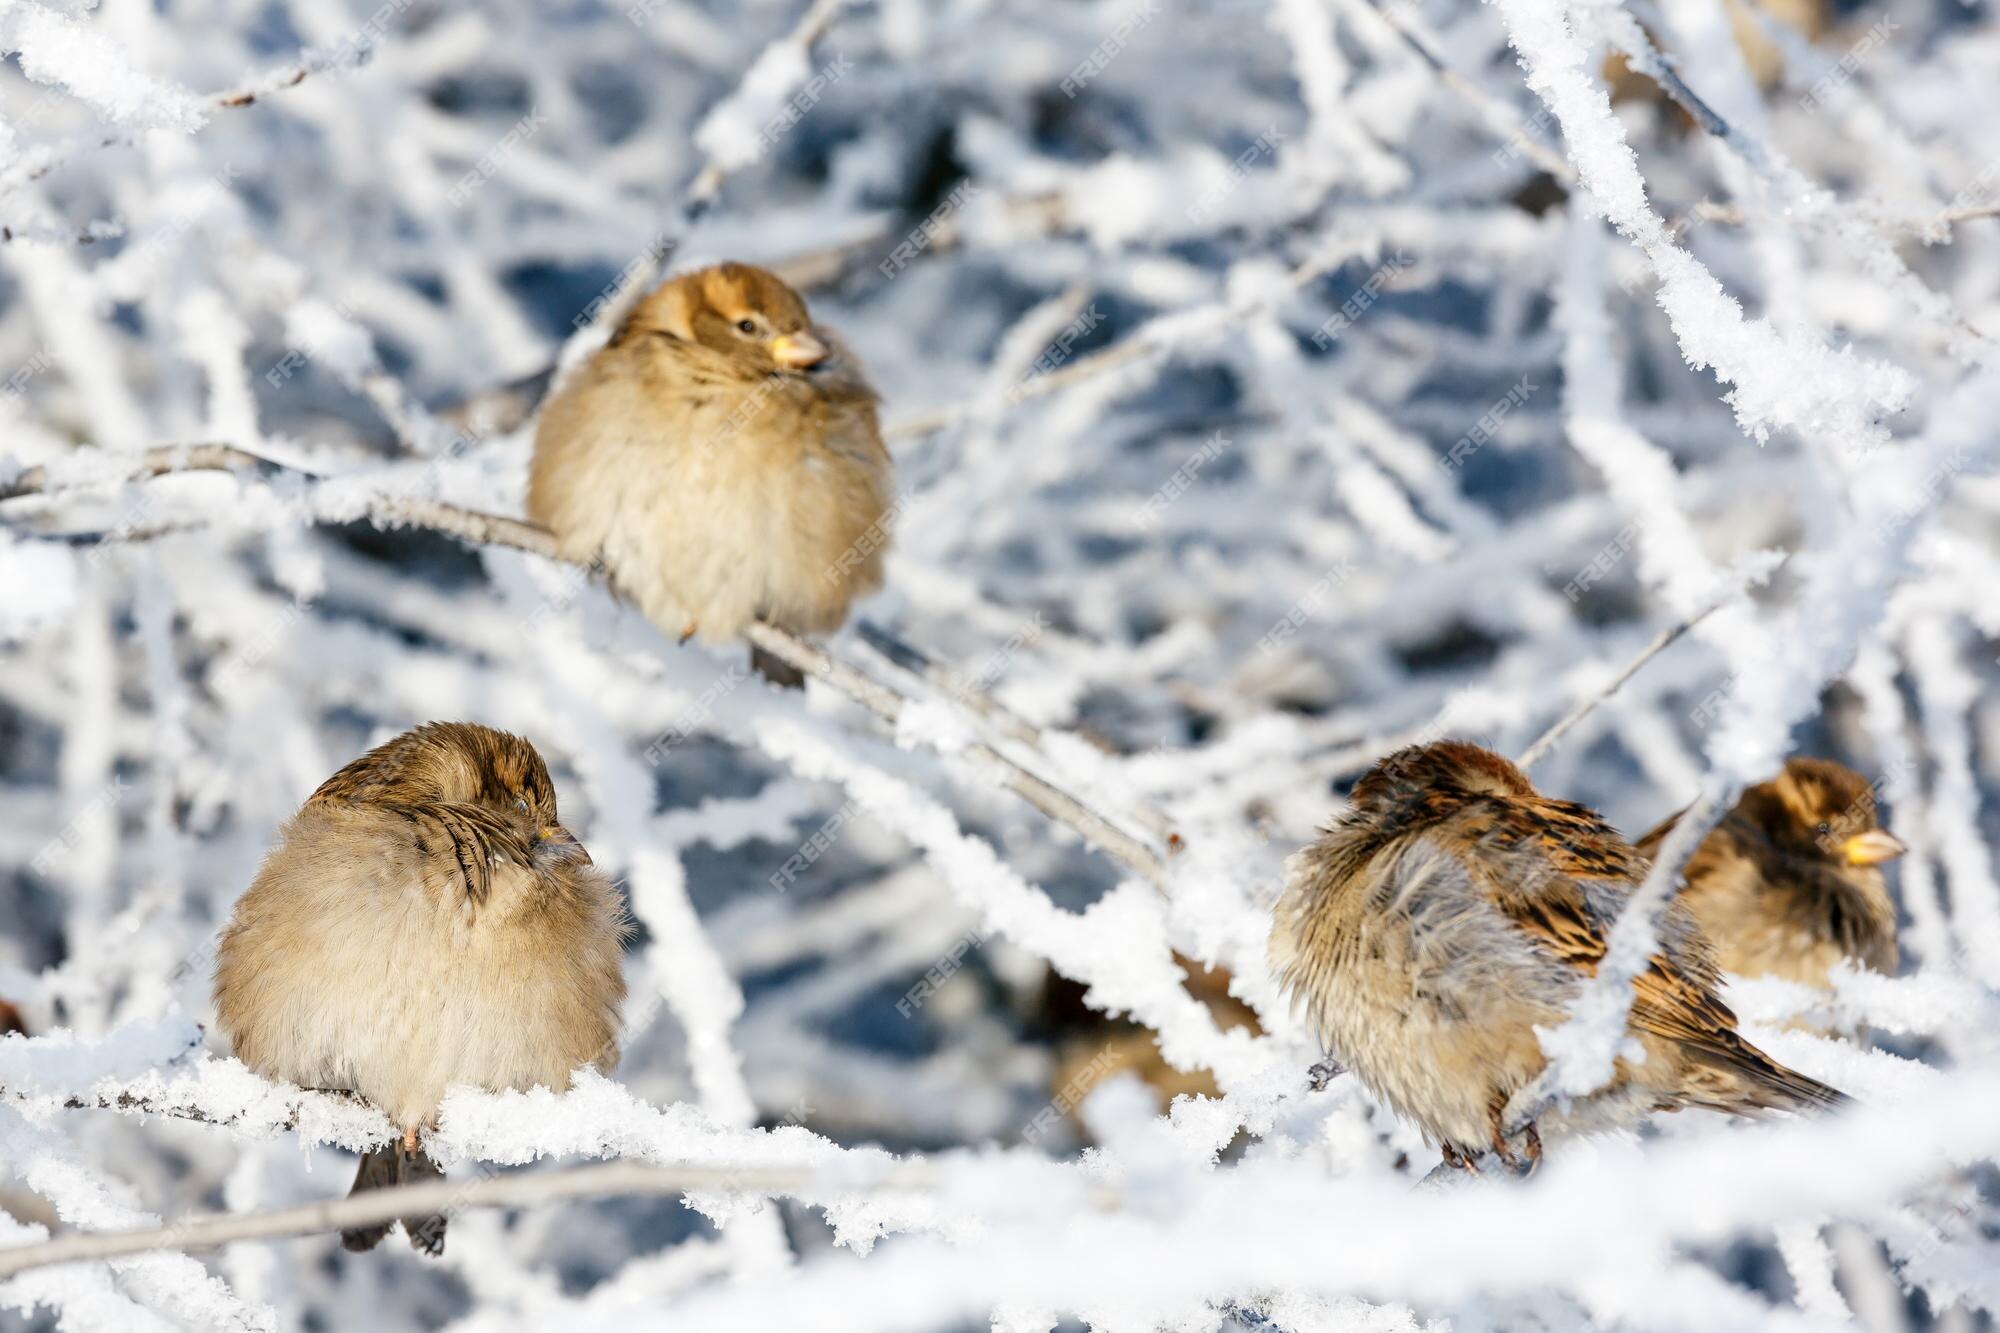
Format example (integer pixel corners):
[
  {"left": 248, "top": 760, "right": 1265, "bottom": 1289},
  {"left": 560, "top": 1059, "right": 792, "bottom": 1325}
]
[
  {"left": 853, "top": 619, "right": 1182, "bottom": 848},
  {"left": 0, "top": 1158, "right": 931, "bottom": 1279},
  {"left": 1348, "top": 0, "right": 1576, "bottom": 184},
  {"left": 42, "top": 1085, "right": 380, "bottom": 1138},
  {"left": 14, "top": 62, "right": 319, "bottom": 191},
  {"left": 1936, "top": 202, "right": 2000, "bottom": 229},
  {"left": 1514, "top": 600, "right": 1725, "bottom": 770},
  {"left": 1607, "top": 21, "right": 1732, "bottom": 142},
  {"left": 0, "top": 444, "right": 281, "bottom": 503},
  {"left": 0, "top": 446, "right": 1172, "bottom": 887},
  {"left": 885, "top": 236, "right": 1357, "bottom": 444},
  {"left": 0, "top": 221, "right": 117, "bottom": 247},
  {"left": 1680, "top": 197, "right": 2000, "bottom": 240},
  {"left": 214, "top": 65, "right": 312, "bottom": 109},
  {"left": 743, "top": 622, "right": 1168, "bottom": 885},
  {"left": 684, "top": 0, "right": 854, "bottom": 219},
  {"left": 856, "top": 620, "right": 1049, "bottom": 749}
]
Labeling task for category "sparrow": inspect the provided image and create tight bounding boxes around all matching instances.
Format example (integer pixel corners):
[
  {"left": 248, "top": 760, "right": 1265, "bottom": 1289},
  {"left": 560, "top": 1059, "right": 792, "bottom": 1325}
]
[
  {"left": 528, "top": 262, "right": 894, "bottom": 688},
  {"left": 1268, "top": 741, "right": 1846, "bottom": 1170},
  {"left": 213, "top": 722, "right": 628, "bottom": 1255},
  {"left": 1637, "top": 757, "right": 1903, "bottom": 989}
]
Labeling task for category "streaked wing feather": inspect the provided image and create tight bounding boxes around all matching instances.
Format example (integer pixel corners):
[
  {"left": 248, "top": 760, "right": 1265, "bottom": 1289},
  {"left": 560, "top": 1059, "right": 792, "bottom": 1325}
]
[
  {"left": 391, "top": 801, "right": 532, "bottom": 905},
  {"left": 1455, "top": 797, "right": 1743, "bottom": 1056}
]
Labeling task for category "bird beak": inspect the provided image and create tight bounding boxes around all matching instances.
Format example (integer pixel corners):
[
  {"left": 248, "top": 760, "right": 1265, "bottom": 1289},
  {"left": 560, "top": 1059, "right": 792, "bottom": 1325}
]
[
  {"left": 535, "top": 825, "right": 592, "bottom": 866},
  {"left": 770, "top": 331, "right": 829, "bottom": 370},
  {"left": 1842, "top": 829, "right": 1907, "bottom": 866}
]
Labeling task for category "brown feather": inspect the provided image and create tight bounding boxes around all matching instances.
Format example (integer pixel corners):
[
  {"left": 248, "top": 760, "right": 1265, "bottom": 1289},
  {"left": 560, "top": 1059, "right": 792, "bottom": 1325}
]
[{"left": 1641, "top": 758, "right": 1900, "bottom": 990}]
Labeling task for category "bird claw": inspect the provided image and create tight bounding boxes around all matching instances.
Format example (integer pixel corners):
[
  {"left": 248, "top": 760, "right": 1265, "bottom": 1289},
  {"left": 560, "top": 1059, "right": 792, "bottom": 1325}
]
[
  {"left": 678, "top": 621, "right": 697, "bottom": 645},
  {"left": 402, "top": 1126, "right": 420, "bottom": 1155},
  {"left": 406, "top": 1216, "right": 447, "bottom": 1258},
  {"left": 1306, "top": 1058, "right": 1346, "bottom": 1092},
  {"left": 1489, "top": 1120, "right": 1542, "bottom": 1178}
]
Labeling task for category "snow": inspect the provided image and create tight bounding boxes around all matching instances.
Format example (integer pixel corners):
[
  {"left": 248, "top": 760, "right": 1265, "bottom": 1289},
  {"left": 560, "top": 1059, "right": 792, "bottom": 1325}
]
[{"left": 4, "top": 0, "right": 2000, "bottom": 1328}]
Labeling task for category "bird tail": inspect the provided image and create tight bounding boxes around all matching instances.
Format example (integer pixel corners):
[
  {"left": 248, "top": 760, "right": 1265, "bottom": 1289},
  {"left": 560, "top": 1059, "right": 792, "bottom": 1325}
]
[
  {"left": 341, "top": 1145, "right": 449, "bottom": 1256},
  {"left": 751, "top": 644, "right": 807, "bottom": 689},
  {"left": 1702, "top": 1037, "right": 1851, "bottom": 1117}
]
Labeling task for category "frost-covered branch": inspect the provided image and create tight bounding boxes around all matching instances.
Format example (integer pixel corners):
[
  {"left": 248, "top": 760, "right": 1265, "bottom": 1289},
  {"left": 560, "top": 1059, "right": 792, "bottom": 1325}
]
[{"left": 0, "top": 1159, "right": 923, "bottom": 1279}]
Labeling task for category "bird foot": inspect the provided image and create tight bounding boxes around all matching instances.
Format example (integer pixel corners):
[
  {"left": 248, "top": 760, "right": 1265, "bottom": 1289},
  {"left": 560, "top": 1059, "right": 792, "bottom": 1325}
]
[
  {"left": 1489, "top": 1121, "right": 1542, "bottom": 1178},
  {"left": 1440, "top": 1142, "right": 1480, "bottom": 1174},
  {"left": 402, "top": 1126, "right": 420, "bottom": 1155},
  {"left": 406, "top": 1214, "right": 448, "bottom": 1257},
  {"left": 678, "top": 621, "right": 697, "bottom": 645},
  {"left": 1306, "top": 1058, "right": 1346, "bottom": 1092}
]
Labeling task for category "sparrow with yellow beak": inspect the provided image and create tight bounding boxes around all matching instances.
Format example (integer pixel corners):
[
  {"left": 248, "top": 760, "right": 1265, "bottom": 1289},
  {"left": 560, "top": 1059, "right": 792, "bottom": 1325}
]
[
  {"left": 213, "top": 722, "right": 628, "bottom": 1255},
  {"left": 1269, "top": 742, "right": 1847, "bottom": 1170},
  {"left": 528, "top": 262, "right": 894, "bottom": 687},
  {"left": 1638, "top": 757, "right": 1904, "bottom": 988}
]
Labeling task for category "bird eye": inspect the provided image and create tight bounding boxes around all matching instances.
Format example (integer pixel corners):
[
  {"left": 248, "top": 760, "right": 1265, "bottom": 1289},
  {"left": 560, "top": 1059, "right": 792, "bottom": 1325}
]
[{"left": 735, "top": 318, "right": 758, "bottom": 335}]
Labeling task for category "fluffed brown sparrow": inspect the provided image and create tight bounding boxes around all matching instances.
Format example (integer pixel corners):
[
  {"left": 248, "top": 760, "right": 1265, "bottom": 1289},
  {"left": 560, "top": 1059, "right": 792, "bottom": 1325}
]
[
  {"left": 528, "top": 262, "right": 894, "bottom": 687},
  {"left": 1638, "top": 757, "right": 1903, "bottom": 989},
  {"left": 1269, "top": 741, "right": 1847, "bottom": 1170},
  {"left": 213, "top": 722, "right": 628, "bottom": 1255}
]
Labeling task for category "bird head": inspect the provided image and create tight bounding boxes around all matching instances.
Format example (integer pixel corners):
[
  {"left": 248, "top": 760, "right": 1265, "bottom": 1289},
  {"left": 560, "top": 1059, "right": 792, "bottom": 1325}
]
[
  {"left": 1745, "top": 757, "right": 1905, "bottom": 870},
  {"left": 1347, "top": 740, "right": 1536, "bottom": 820},
  {"left": 311, "top": 722, "right": 592, "bottom": 868},
  {"left": 619, "top": 262, "right": 840, "bottom": 381}
]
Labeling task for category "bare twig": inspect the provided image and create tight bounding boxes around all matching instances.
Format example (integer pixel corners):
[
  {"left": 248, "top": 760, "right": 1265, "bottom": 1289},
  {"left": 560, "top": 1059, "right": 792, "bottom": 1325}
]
[
  {"left": 0, "top": 1158, "right": 930, "bottom": 1279},
  {"left": 14, "top": 63, "right": 319, "bottom": 190},
  {"left": 853, "top": 620, "right": 1181, "bottom": 848},
  {"left": 684, "top": 0, "right": 854, "bottom": 219},
  {"left": 214, "top": 65, "right": 311, "bottom": 109},
  {"left": 744, "top": 622, "right": 1168, "bottom": 885},
  {"left": 0, "top": 221, "right": 116, "bottom": 247},
  {"left": 1606, "top": 22, "right": 1733, "bottom": 142},
  {"left": 886, "top": 236, "right": 1360, "bottom": 443},
  {"left": 1682, "top": 197, "right": 2000, "bottom": 240},
  {"left": 40, "top": 1085, "right": 380, "bottom": 1138},
  {"left": 856, "top": 619, "right": 1047, "bottom": 749},
  {"left": 0, "top": 443, "right": 281, "bottom": 502},
  {"left": 1514, "top": 600, "right": 1725, "bottom": 770},
  {"left": 1, "top": 446, "right": 1172, "bottom": 887},
  {"left": 1347, "top": 0, "right": 1575, "bottom": 184}
]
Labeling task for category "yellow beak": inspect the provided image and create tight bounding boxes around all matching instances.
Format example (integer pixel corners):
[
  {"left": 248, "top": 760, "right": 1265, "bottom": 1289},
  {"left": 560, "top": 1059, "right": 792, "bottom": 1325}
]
[
  {"left": 1842, "top": 829, "right": 1907, "bottom": 866},
  {"left": 770, "top": 331, "right": 829, "bottom": 370},
  {"left": 535, "top": 825, "right": 592, "bottom": 866}
]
